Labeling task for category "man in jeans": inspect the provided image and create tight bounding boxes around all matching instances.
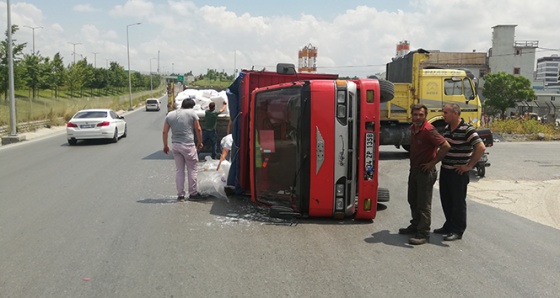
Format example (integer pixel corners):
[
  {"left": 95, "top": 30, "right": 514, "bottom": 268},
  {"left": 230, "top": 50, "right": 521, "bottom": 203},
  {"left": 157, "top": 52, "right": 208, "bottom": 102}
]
[
  {"left": 399, "top": 104, "right": 450, "bottom": 245},
  {"left": 162, "top": 98, "right": 204, "bottom": 201},
  {"left": 202, "top": 101, "right": 227, "bottom": 159}
]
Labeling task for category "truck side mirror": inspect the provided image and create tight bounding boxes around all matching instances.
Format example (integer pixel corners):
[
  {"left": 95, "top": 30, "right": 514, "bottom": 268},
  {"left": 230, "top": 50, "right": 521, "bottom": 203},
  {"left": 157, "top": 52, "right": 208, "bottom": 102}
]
[{"left": 276, "top": 63, "right": 296, "bottom": 75}]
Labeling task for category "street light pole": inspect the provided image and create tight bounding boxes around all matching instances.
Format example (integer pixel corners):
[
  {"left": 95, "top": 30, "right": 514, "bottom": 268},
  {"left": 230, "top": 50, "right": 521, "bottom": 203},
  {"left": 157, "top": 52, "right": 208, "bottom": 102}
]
[
  {"left": 92, "top": 52, "right": 99, "bottom": 68},
  {"left": 127, "top": 22, "right": 141, "bottom": 111},
  {"left": 6, "top": 0, "right": 17, "bottom": 137},
  {"left": 150, "top": 57, "right": 156, "bottom": 92},
  {"left": 24, "top": 25, "right": 42, "bottom": 55},
  {"left": 69, "top": 42, "right": 81, "bottom": 64}
]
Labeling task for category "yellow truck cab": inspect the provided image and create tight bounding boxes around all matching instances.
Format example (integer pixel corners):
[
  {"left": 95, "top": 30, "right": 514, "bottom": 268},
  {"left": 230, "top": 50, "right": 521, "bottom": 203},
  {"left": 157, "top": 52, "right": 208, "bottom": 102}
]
[{"left": 380, "top": 49, "right": 482, "bottom": 149}]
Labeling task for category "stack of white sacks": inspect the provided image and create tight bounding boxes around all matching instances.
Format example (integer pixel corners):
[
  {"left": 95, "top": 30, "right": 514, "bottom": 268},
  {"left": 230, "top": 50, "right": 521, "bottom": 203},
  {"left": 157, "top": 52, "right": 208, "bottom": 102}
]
[{"left": 174, "top": 88, "right": 229, "bottom": 118}]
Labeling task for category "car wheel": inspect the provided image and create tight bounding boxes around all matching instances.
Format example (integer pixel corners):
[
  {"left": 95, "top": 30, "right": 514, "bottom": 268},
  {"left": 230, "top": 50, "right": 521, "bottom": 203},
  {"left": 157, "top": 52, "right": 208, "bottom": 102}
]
[
  {"left": 68, "top": 139, "right": 77, "bottom": 146},
  {"left": 122, "top": 124, "right": 127, "bottom": 138},
  {"left": 112, "top": 128, "right": 118, "bottom": 143}
]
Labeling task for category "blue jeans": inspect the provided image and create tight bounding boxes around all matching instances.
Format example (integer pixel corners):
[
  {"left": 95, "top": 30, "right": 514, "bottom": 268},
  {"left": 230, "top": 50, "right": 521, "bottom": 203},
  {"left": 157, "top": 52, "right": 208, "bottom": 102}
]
[{"left": 202, "top": 129, "right": 218, "bottom": 159}]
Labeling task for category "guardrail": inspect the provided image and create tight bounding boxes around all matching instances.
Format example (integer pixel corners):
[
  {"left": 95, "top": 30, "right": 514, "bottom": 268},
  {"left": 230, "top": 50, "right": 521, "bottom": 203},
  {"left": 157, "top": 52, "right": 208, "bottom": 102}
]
[{"left": 0, "top": 119, "right": 62, "bottom": 136}]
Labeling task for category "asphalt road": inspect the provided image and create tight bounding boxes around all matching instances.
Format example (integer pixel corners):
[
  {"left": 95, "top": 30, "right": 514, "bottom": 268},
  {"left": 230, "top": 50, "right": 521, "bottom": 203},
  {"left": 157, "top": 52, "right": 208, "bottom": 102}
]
[{"left": 1, "top": 103, "right": 559, "bottom": 297}]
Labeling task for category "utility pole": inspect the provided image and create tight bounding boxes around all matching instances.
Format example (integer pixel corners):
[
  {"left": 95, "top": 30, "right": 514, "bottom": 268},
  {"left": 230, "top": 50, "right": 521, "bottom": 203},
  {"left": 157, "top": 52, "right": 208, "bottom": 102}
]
[
  {"left": 69, "top": 42, "right": 81, "bottom": 64},
  {"left": 24, "top": 25, "right": 42, "bottom": 55},
  {"left": 2, "top": 0, "right": 27, "bottom": 144},
  {"left": 92, "top": 52, "right": 99, "bottom": 68},
  {"left": 150, "top": 57, "right": 156, "bottom": 92},
  {"left": 126, "top": 22, "right": 141, "bottom": 111}
]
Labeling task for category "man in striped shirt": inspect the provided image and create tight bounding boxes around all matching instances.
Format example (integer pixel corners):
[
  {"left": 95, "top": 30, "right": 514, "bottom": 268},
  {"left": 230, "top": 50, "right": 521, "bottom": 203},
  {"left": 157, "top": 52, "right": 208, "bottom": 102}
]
[{"left": 435, "top": 103, "right": 486, "bottom": 241}]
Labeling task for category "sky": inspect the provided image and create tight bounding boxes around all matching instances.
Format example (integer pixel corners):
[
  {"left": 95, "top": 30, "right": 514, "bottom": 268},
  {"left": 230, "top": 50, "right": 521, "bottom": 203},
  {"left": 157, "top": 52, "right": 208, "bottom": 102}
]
[{"left": 1, "top": 0, "right": 560, "bottom": 78}]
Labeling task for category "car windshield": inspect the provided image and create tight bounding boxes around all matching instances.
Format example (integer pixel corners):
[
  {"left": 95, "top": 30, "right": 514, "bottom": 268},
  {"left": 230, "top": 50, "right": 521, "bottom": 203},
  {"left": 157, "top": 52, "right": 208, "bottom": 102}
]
[
  {"left": 252, "top": 86, "right": 302, "bottom": 209},
  {"left": 74, "top": 111, "right": 108, "bottom": 118},
  {"left": 147, "top": 99, "right": 158, "bottom": 104}
]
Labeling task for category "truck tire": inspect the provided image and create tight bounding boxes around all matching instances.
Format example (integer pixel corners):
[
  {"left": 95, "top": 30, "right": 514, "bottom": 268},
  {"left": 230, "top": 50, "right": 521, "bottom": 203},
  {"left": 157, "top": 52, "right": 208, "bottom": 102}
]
[
  {"left": 432, "top": 120, "right": 447, "bottom": 135},
  {"left": 378, "top": 187, "right": 390, "bottom": 202},
  {"left": 378, "top": 79, "right": 395, "bottom": 103}
]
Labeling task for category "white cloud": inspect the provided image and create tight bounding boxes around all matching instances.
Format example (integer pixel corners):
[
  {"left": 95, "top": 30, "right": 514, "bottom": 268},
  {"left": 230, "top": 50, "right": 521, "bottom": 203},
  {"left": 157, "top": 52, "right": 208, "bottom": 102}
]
[
  {"left": 73, "top": 4, "right": 98, "bottom": 13},
  {"left": 110, "top": 0, "right": 155, "bottom": 18}
]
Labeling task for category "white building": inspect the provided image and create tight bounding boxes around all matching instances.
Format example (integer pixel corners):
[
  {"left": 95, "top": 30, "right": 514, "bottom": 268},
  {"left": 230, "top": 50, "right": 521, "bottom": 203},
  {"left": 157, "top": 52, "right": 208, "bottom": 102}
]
[
  {"left": 535, "top": 55, "right": 560, "bottom": 88},
  {"left": 488, "top": 25, "right": 537, "bottom": 85}
]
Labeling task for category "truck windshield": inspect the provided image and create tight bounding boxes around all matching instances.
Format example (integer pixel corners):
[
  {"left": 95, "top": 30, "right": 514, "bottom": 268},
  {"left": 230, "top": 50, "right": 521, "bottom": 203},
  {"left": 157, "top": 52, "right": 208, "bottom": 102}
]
[{"left": 253, "top": 86, "right": 303, "bottom": 209}]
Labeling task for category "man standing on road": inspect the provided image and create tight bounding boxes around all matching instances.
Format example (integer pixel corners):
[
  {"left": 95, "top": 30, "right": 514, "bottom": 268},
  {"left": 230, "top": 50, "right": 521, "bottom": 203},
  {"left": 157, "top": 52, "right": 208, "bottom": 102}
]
[
  {"left": 163, "top": 98, "right": 204, "bottom": 202},
  {"left": 435, "top": 103, "right": 485, "bottom": 241},
  {"left": 202, "top": 101, "right": 227, "bottom": 159},
  {"left": 400, "top": 104, "right": 450, "bottom": 245}
]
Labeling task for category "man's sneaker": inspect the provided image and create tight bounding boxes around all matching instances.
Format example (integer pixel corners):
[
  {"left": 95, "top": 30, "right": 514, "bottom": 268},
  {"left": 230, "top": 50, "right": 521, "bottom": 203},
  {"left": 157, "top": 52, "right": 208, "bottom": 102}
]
[
  {"left": 188, "top": 192, "right": 205, "bottom": 201},
  {"left": 409, "top": 234, "right": 430, "bottom": 245},
  {"left": 433, "top": 227, "right": 449, "bottom": 234},
  {"left": 443, "top": 233, "right": 462, "bottom": 241},
  {"left": 398, "top": 225, "right": 417, "bottom": 235},
  {"left": 177, "top": 196, "right": 186, "bottom": 202}
]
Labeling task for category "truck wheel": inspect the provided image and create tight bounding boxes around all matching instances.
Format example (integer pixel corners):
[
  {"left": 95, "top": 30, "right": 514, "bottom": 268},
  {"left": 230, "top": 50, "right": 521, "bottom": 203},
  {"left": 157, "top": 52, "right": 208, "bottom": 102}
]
[
  {"left": 401, "top": 145, "right": 410, "bottom": 152},
  {"left": 378, "top": 79, "right": 395, "bottom": 103},
  {"left": 476, "top": 165, "right": 485, "bottom": 177},
  {"left": 378, "top": 188, "right": 390, "bottom": 202},
  {"left": 432, "top": 120, "right": 447, "bottom": 135}
]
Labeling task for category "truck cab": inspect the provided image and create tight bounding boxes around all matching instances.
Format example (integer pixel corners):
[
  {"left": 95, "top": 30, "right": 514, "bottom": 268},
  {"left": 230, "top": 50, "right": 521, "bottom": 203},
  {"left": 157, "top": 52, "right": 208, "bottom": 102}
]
[
  {"left": 226, "top": 64, "right": 394, "bottom": 220},
  {"left": 381, "top": 50, "right": 483, "bottom": 148}
]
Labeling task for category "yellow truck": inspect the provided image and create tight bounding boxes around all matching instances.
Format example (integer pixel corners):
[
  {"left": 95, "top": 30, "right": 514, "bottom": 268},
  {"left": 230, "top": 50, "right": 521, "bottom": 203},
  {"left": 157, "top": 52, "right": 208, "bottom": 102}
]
[{"left": 380, "top": 49, "right": 482, "bottom": 150}]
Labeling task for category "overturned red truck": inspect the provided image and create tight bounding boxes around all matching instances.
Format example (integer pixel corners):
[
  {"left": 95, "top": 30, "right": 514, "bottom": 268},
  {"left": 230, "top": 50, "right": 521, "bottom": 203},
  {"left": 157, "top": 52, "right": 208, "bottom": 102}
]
[{"left": 226, "top": 64, "right": 394, "bottom": 220}]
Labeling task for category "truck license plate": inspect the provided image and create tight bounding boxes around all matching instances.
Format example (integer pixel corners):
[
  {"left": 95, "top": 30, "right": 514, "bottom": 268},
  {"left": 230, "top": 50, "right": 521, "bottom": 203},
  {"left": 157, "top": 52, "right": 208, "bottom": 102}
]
[{"left": 365, "top": 132, "right": 374, "bottom": 170}]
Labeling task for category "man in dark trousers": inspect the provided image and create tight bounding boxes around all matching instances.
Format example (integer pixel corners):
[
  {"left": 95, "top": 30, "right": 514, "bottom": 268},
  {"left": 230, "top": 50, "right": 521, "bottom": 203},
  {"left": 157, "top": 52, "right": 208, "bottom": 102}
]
[
  {"left": 400, "top": 104, "right": 450, "bottom": 245},
  {"left": 435, "top": 103, "right": 485, "bottom": 241},
  {"left": 202, "top": 101, "right": 227, "bottom": 159}
]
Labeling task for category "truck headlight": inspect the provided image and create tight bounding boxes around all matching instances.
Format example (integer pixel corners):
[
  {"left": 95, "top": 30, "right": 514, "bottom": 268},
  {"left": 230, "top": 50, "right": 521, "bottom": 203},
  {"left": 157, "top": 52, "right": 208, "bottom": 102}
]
[
  {"left": 337, "top": 90, "right": 346, "bottom": 103},
  {"left": 336, "top": 184, "right": 345, "bottom": 196},
  {"left": 337, "top": 104, "right": 346, "bottom": 118},
  {"left": 335, "top": 197, "right": 344, "bottom": 211}
]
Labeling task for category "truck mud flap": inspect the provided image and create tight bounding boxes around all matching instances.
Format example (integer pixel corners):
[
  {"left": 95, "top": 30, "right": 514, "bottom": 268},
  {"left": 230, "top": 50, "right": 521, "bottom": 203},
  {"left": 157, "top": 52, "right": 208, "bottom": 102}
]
[{"left": 378, "top": 188, "right": 390, "bottom": 202}]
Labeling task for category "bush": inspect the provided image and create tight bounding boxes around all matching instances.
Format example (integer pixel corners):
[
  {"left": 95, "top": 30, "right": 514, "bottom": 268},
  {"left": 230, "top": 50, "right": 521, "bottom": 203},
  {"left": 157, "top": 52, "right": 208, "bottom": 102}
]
[{"left": 490, "top": 118, "right": 560, "bottom": 139}]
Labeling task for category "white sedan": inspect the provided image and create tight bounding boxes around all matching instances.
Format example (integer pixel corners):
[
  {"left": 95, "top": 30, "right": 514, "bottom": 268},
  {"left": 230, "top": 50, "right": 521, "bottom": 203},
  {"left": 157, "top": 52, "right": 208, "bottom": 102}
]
[{"left": 66, "top": 109, "right": 127, "bottom": 145}]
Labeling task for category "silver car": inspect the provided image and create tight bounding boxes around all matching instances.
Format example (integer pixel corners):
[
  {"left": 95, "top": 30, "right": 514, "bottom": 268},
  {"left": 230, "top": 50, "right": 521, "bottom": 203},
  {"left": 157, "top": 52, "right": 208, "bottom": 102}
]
[{"left": 145, "top": 98, "right": 161, "bottom": 111}]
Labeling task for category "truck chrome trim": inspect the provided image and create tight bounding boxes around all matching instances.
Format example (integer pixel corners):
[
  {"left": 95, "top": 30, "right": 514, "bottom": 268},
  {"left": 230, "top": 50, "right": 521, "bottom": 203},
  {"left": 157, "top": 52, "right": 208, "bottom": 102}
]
[{"left": 316, "top": 127, "right": 324, "bottom": 174}]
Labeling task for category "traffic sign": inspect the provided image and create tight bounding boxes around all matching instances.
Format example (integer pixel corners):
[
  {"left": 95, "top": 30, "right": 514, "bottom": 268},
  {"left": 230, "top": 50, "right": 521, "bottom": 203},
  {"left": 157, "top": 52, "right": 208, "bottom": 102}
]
[{"left": 177, "top": 75, "right": 184, "bottom": 82}]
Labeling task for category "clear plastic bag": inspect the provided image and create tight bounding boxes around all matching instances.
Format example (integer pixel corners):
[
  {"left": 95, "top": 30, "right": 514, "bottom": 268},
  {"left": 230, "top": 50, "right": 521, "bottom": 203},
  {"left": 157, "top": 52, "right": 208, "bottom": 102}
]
[{"left": 197, "top": 157, "right": 230, "bottom": 200}]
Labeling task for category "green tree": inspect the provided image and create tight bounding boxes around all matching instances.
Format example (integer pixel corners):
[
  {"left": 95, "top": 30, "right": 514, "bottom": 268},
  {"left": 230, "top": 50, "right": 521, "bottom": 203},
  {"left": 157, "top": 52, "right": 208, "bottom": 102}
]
[
  {"left": 21, "top": 53, "right": 47, "bottom": 101},
  {"left": 0, "top": 25, "right": 27, "bottom": 103},
  {"left": 107, "top": 62, "right": 127, "bottom": 93},
  {"left": 66, "top": 58, "right": 92, "bottom": 98},
  {"left": 48, "top": 53, "right": 66, "bottom": 98},
  {"left": 482, "top": 72, "right": 536, "bottom": 118}
]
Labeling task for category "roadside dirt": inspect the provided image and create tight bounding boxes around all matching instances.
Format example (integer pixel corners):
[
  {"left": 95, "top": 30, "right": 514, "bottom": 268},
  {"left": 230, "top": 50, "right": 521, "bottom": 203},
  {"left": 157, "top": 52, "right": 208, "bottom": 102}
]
[{"left": 468, "top": 179, "right": 560, "bottom": 230}]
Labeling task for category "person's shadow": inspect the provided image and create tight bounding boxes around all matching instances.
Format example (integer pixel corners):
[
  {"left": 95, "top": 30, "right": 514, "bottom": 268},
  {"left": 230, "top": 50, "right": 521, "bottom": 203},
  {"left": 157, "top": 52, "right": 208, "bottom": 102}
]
[
  {"left": 365, "top": 230, "right": 449, "bottom": 248},
  {"left": 365, "top": 230, "right": 412, "bottom": 248}
]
